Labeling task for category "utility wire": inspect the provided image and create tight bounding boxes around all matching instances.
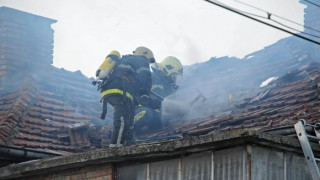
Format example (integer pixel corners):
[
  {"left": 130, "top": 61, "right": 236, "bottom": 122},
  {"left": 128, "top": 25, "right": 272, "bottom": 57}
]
[
  {"left": 230, "top": 0, "right": 320, "bottom": 34},
  {"left": 216, "top": 0, "right": 320, "bottom": 39},
  {"left": 227, "top": 5, "right": 320, "bottom": 39},
  {"left": 203, "top": 0, "right": 320, "bottom": 46},
  {"left": 270, "top": 19, "right": 320, "bottom": 39},
  {"left": 304, "top": 0, "right": 320, "bottom": 8}
]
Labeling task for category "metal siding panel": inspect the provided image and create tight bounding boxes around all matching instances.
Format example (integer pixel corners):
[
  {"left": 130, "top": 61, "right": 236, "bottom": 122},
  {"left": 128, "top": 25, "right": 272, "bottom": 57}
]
[
  {"left": 150, "top": 158, "right": 179, "bottom": 180},
  {"left": 251, "top": 146, "right": 284, "bottom": 180},
  {"left": 181, "top": 151, "right": 212, "bottom": 180},
  {"left": 118, "top": 163, "right": 147, "bottom": 180},
  {"left": 213, "top": 147, "right": 247, "bottom": 180},
  {"left": 286, "top": 153, "right": 313, "bottom": 180}
]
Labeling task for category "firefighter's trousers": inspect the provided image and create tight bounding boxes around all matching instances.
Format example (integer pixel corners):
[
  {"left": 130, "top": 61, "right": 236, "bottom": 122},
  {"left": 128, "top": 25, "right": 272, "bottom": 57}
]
[
  {"left": 134, "top": 106, "right": 162, "bottom": 135},
  {"left": 106, "top": 95, "right": 135, "bottom": 146}
]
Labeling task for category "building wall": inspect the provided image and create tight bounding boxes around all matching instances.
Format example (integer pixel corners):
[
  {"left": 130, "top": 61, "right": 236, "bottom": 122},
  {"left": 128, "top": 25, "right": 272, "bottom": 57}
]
[
  {"left": 1, "top": 130, "right": 315, "bottom": 180},
  {"left": 117, "top": 147, "right": 246, "bottom": 180},
  {"left": 22, "top": 164, "right": 113, "bottom": 180},
  {"left": 24, "top": 145, "right": 311, "bottom": 180},
  {"left": 117, "top": 145, "right": 312, "bottom": 180}
]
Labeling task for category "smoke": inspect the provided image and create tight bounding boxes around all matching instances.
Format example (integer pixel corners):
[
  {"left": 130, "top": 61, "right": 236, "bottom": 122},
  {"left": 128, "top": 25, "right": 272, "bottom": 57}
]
[
  {"left": 161, "top": 36, "right": 320, "bottom": 124},
  {"left": 162, "top": 98, "right": 189, "bottom": 124}
]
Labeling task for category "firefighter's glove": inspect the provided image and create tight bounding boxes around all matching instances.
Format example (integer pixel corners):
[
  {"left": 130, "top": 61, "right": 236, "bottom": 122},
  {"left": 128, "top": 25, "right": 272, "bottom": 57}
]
[{"left": 139, "top": 95, "right": 150, "bottom": 107}]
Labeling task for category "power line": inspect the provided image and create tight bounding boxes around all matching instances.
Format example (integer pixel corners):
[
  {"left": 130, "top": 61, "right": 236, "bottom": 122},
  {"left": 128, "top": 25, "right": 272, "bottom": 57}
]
[
  {"left": 230, "top": 0, "right": 320, "bottom": 34},
  {"left": 203, "top": 0, "right": 320, "bottom": 46},
  {"left": 220, "top": 1, "right": 320, "bottom": 39},
  {"left": 270, "top": 18, "right": 320, "bottom": 39},
  {"left": 303, "top": 0, "right": 320, "bottom": 8},
  {"left": 225, "top": 4, "right": 320, "bottom": 39},
  {"left": 215, "top": 0, "right": 320, "bottom": 39}
]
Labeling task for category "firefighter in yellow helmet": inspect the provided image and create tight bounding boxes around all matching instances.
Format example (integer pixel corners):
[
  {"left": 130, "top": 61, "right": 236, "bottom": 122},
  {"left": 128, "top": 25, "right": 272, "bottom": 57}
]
[
  {"left": 133, "top": 46, "right": 155, "bottom": 63},
  {"left": 153, "top": 56, "right": 183, "bottom": 97},
  {"left": 134, "top": 56, "right": 183, "bottom": 135},
  {"left": 95, "top": 46, "right": 153, "bottom": 147}
]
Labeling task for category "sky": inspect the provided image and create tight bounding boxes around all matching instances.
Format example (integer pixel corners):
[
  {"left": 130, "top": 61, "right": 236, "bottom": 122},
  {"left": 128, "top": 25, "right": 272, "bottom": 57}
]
[{"left": 0, "top": 0, "right": 305, "bottom": 78}]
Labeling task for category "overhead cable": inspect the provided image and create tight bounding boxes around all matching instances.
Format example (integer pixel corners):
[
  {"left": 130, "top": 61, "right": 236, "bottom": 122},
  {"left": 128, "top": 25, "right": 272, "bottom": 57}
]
[
  {"left": 203, "top": 0, "right": 320, "bottom": 46},
  {"left": 228, "top": 4, "right": 320, "bottom": 39},
  {"left": 230, "top": 0, "right": 320, "bottom": 34},
  {"left": 304, "top": 0, "right": 320, "bottom": 8},
  {"left": 270, "top": 19, "right": 320, "bottom": 39},
  {"left": 216, "top": 0, "right": 320, "bottom": 39}
]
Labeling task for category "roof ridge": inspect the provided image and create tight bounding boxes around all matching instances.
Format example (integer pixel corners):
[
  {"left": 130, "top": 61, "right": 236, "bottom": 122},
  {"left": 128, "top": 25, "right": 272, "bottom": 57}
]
[{"left": 0, "top": 77, "right": 39, "bottom": 145}]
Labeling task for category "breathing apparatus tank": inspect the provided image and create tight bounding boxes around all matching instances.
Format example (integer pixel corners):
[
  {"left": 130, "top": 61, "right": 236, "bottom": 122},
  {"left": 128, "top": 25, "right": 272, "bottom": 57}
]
[{"left": 96, "top": 50, "right": 121, "bottom": 79}]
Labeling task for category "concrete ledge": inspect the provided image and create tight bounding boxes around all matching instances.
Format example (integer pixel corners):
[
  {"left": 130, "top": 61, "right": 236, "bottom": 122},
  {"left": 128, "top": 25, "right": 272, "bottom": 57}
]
[{"left": 0, "top": 129, "right": 316, "bottom": 179}]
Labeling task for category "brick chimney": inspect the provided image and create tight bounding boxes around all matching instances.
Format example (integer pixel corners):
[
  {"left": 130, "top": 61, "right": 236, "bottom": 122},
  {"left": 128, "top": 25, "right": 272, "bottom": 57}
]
[{"left": 0, "top": 7, "right": 56, "bottom": 87}]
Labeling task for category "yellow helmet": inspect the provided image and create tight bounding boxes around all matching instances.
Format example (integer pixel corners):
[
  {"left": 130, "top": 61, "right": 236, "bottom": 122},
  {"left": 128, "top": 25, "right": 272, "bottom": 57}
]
[
  {"left": 133, "top": 46, "right": 155, "bottom": 63},
  {"left": 159, "top": 56, "right": 183, "bottom": 77}
]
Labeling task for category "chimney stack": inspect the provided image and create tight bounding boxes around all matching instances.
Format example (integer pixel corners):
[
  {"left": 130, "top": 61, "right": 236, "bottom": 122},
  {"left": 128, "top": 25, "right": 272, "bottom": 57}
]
[{"left": 0, "top": 7, "right": 57, "bottom": 88}]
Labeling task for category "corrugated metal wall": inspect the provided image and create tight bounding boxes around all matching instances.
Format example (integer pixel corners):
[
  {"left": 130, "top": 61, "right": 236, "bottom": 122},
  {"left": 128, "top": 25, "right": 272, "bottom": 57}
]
[
  {"left": 214, "top": 147, "right": 247, "bottom": 180},
  {"left": 251, "top": 146, "right": 284, "bottom": 180},
  {"left": 117, "top": 145, "right": 312, "bottom": 180},
  {"left": 286, "top": 152, "right": 313, "bottom": 180},
  {"left": 150, "top": 159, "right": 179, "bottom": 180},
  {"left": 181, "top": 152, "right": 212, "bottom": 180},
  {"left": 118, "top": 164, "right": 147, "bottom": 180}
]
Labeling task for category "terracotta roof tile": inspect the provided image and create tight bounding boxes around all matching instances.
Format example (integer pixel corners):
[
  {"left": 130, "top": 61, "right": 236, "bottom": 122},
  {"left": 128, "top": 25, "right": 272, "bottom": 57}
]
[
  {"left": 0, "top": 92, "right": 19, "bottom": 101},
  {"left": 19, "top": 128, "right": 59, "bottom": 139},
  {"left": 21, "top": 122, "right": 60, "bottom": 133},
  {"left": 0, "top": 133, "right": 6, "bottom": 142},
  {"left": 29, "top": 106, "right": 91, "bottom": 120},
  {"left": 28, "top": 111, "right": 85, "bottom": 124},
  {"left": 11, "top": 139, "right": 76, "bottom": 151},
  {"left": 0, "top": 104, "right": 13, "bottom": 110},
  {"left": 0, "top": 127, "right": 11, "bottom": 137},
  {"left": 14, "top": 133, "right": 69, "bottom": 146},
  {"left": 0, "top": 69, "right": 102, "bottom": 153},
  {"left": 37, "top": 96, "right": 65, "bottom": 106},
  {"left": 24, "top": 117, "right": 68, "bottom": 128}
]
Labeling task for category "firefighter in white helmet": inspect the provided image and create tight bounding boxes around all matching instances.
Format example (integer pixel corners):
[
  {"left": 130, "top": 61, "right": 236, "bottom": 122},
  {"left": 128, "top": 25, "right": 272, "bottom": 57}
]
[{"left": 134, "top": 56, "right": 183, "bottom": 135}]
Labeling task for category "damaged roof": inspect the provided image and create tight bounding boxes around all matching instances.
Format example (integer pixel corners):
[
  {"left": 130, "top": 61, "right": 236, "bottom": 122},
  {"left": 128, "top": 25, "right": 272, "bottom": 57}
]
[
  {"left": 0, "top": 73, "right": 105, "bottom": 154},
  {"left": 148, "top": 62, "right": 320, "bottom": 139},
  {"left": 1, "top": 7, "right": 320, "bottom": 163},
  {"left": 0, "top": 7, "right": 109, "bottom": 156}
]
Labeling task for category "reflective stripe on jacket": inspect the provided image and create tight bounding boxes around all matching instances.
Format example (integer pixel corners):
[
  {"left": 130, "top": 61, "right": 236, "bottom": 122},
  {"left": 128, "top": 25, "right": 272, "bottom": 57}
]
[{"left": 101, "top": 88, "right": 133, "bottom": 102}]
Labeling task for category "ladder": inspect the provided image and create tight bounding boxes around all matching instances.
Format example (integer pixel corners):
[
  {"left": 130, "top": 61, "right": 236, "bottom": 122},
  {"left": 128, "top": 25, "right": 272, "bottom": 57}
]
[{"left": 295, "top": 119, "right": 320, "bottom": 180}]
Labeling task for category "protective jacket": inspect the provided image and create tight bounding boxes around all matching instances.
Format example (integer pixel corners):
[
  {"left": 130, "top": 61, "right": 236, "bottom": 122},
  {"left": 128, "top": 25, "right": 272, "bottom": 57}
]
[{"left": 100, "top": 54, "right": 152, "bottom": 106}]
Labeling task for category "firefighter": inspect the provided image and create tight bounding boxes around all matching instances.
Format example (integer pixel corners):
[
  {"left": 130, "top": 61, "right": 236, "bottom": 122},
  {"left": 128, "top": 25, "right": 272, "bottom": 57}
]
[
  {"left": 134, "top": 56, "right": 183, "bottom": 135},
  {"left": 96, "top": 46, "right": 154, "bottom": 147}
]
